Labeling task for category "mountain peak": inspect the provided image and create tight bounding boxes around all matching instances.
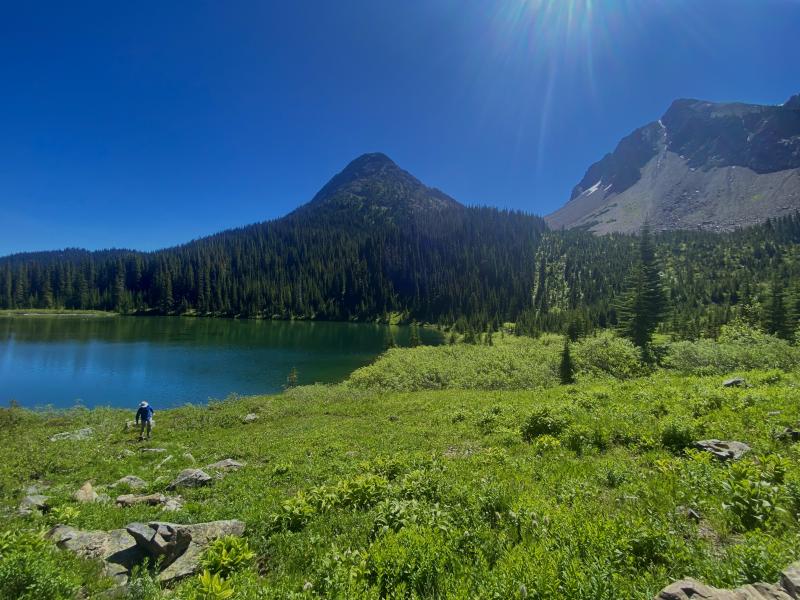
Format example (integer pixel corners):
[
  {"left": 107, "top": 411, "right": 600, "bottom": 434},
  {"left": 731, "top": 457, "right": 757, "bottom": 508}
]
[
  {"left": 299, "top": 153, "right": 462, "bottom": 220},
  {"left": 785, "top": 93, "right": 800, "bottom": 109}
]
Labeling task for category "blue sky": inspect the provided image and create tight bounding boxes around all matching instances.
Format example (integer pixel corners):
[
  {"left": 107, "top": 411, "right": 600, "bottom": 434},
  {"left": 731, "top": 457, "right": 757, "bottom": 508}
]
[{"left": 1, "top": 0, "right": 799, "bottom": 255}]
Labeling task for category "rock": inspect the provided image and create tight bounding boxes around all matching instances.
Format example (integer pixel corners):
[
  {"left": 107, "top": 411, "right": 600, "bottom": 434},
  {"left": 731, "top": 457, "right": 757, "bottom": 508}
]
[
  {"left": 157, "top": 520, "right": 245, "bottom": 583},
  {"left": 163, "top": 497, "right": 184, "bottom": 512},
  {"left": 780, "top": 562, "right": 800, "bottom": 597},
  {"left": 141, "top": 448, "right": 167, "bottom": 454},
  {"left": 124, "top": 420, "right": 137, "bottom": 432},
  {"left": 183, "top": 452, "right": 196, "bottom": 463},
  {"left": 243, "top": 413, "right": 258, "bottom": 424},
  {"left": 47, "top": 525, "right": 144, "bottom": 584},
  {"left": 113, "top": 475, "right": 147, "bottom": 489},
  {"left": 50, "top": 427, "right": 94, "bottom": 442},
  {"left": 118, "top": 449, "right": 135, "bottom": 458},
  {"left": 126, "top": 522, "right": 191, "bottom": 568},
  {"left": 116, "top": 493, "right": 168, "bottom": 507},
  {"left": 655, "top": 576, "right": 796, "bottom": 599},
  {"left": 777, "top": 427, "right": 800, "bottom": 443},
  {"left": 206, "top": 459, "right": 245, "bottom": 472},
  {"left": 723, "top": 377, "right": 746, "bottom": 388},
  {"left": 74, "top": 481, "right": 99, "bottom": 503},
  {"left": 167, "top": 469, "right": 212, "bottom": 490},
  {"left": 48, "top": 519, "right": 244, "bottom": 586},
  {"left": 18, "top": 494, "right": 50, "bottom": 515},
  {"left": 693, "top": 440, "right": 751, "bottom": 461}
]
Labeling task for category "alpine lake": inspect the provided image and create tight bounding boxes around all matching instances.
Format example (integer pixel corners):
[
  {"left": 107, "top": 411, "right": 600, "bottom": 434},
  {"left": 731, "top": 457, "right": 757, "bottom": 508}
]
[{"left": 0, "top": 315, "right": 440, "bottom": 409}]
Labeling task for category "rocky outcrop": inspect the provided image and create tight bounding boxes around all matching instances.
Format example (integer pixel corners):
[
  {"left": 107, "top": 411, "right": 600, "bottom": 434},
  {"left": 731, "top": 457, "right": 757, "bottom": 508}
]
[
  {"left": 47, "top": 519, "right": 245, "bottom": 585},
  {"left": 168, "top": 469, "right": 212, "bottom": 490},
  {"left": 656, "top": 562, "right": 800, "bottom": 599},
  {"left": 49, "top": 427, "right": 94, "bottom": 442},
  {"left": 693, "top": 440, "right": 751, "bottom": 461}
]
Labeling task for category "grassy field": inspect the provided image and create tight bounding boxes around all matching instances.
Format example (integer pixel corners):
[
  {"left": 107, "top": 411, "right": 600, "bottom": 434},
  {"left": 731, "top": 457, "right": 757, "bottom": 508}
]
[{"left": 1, "top": 329, "right": 800, "bottom": 599}]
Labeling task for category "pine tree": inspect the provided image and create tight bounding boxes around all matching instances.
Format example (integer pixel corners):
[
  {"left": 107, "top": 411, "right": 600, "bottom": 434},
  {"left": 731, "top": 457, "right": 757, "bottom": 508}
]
[
  {"left": 485, "top": 324, "right": 494, "bottom": 346},
  {"left": 559, "top": 339, "right": 575, "bottom": 384},
  {"left": 763, "top": 279, "right": 790, "bottom": 339},
  {"left": 618, "top": 224, "right": 667, "bottom": 357}
]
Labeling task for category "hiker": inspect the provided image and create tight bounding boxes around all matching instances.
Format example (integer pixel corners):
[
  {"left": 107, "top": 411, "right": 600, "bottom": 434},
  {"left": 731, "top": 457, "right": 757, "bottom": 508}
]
[{"left": 135, "top": 401, "right": 155, "bottom": 440}]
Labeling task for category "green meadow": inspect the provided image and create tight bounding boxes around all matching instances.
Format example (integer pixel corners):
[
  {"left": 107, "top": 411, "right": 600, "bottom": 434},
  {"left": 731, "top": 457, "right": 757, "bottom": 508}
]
[{"left": 2, "top": 326, "right": 800, "bottom": 599}]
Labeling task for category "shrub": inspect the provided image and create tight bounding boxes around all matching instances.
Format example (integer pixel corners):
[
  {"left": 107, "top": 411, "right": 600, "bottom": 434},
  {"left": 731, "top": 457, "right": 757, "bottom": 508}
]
[
  {"left": 722, "top": 462, "right": 785, "bottom": 531},
  {"left": 573, "top": 331, "right": 646, "bottom": 379},
  {"left": 200, "top": 536, "right": 255, "bottom": 578},
  {"left": 532, "top": 434, "right": 561, "bottom": 454},
  {"left": 193, "top": 570, "right": 234, "bottom": 600},
  {"left": 660, "top": 421, "right": 695, "bottom": 453},
  {"left": 521, "top": 408, "right": 567, "bottom": 442}
]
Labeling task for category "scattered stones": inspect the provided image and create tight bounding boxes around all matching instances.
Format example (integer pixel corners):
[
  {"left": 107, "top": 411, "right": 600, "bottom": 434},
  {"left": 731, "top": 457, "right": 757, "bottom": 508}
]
[
  {"left": 48, "top": 519, "right": 245, "bottom": 585},
  {"left": 49, "top": 427, "right": 94, "bottom": 442},
  {"left": 18, "top": 494, "right": 50, "bottom": 515},
  {"left": 74, "top": 481, "right": 99, "bottom": 503},
  {"left": 243, "top": 413, "right": 258, "bottom": 424},
  {"left": 723, "top": 377, "right": 746, "bottom": 388},
  {"left": 113, "top": 475, "right": 148, "bottom": 489},
  {"left": 206, "top": 459, "right": 245, "bottom": 472},
  {"left": 656, "top": 562, "right": 800, "bottom": 599},
  {"left": 693, "top": 439, "right": 751, "bottom": 461},
  {"left": 167, "top": 469, "right": 212, "bottom": 490}
]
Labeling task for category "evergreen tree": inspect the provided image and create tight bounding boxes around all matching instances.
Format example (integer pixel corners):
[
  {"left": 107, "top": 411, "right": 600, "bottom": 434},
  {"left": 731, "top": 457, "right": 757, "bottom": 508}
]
[
  {"left": 763, "top": 279, "right": 790, "bottom": 339},
  {"left": 559, "top": 339, "right": 575, "bottom": 384},
  {"left": 448, "top": 331, "right": 457, "bottom": 345},
  {"left": 618, "top": 224, "right": 667, "bottom": 357},
  {"left": 384, "top": 328, "right": 397, "bottom": 349},
  {"left": 485, "top": 324, "right": 494, "bottom": 346}
]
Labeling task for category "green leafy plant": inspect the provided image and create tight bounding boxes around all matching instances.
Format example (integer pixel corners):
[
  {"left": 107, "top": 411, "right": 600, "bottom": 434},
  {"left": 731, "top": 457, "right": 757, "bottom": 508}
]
[
  {"left": 193, "top": 570, "right": 234, "bottom": 600},
  {"left": 521, "top": 408, "right": 567, "bottom": 442},
  {"left": 200, "top": 536, "right": 255, "bottom": 578}
]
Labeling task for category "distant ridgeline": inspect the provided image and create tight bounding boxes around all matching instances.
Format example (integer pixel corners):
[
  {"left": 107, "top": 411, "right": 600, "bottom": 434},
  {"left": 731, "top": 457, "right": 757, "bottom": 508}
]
[{"left": 2, "top": 153, "right": 800, "bottom": 338}]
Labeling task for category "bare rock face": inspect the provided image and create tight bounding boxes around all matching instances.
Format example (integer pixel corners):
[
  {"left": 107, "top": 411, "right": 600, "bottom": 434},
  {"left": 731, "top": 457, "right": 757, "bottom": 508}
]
[
  {"left": 74, "top": 481, "right": 99, "bottom": 503},
  {"left": 168, "top": 469, "right": 212, "bottom": 490},
  {"left": 49, "top": 427, "right": 94, "bottom": 442},
  {"left": 655, "top": 562, "right": 800, "bottom": 599},
  {"left": 693, "top": 440, "right": 751, "bottom": 461},
  {"left": 47, "top": 519, "right": 245, "bottom": 586}
]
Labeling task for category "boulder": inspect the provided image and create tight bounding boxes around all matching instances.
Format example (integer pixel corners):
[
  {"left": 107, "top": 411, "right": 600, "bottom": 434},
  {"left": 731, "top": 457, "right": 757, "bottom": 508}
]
[
  {"left": 47, "top": 519, "right": 244, "bottom": 586},
  {"left": 723, "top": 377, "right": 746, "bottom": 388},
  {"left": 243, "top": 413, "right": 258, "bottom": 424},
  {"left": 47, "top": 525, "right": 144, "bottom": 584},
  {"left": 693, "top": 440, "right": 751, "bottom": 461},
  {"left": 780, "top": 562, "right": 800, "bottom": 597},
  {"left": 655, "top": 574, "right": 797, "bottom": 599},
  {"left": 206, "top": 459, "right": 245, "bottom": 472},
  {"left": 18, "top": 494, "right": 50, "bottom": 515},
  {"left": 113, "top": 475, "right": 147, "bottom": 489},
  {"left": 168, "top": 469, "right": 212, "bottom": 490},
  {"left": 50, "top": 427, "right": 94, "bottom": 442},
  {"left": 74, "top": 481, "right": 99, "bottom": 503},
  {"left": 163, "top": 497, "right": 184, "bottom": 512}
]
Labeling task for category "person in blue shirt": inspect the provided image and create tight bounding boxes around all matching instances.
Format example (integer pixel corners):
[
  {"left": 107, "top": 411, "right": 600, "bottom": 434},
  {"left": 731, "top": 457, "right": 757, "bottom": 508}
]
[{"left": 135, "top": 401, "right": 155, "bottom": 441}]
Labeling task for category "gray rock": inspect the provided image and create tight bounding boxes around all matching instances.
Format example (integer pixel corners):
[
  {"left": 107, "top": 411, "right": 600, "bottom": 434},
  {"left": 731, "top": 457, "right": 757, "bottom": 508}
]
[
  {"left": 18, "top": 494, "right": 50, "bottom": 515},
  {"left": 780, "top": 562, "right": 800, "bottom": 598},
  {"left": 162, "top": 497, "right": 184, "bottom": 512},
  {"left": 243, "top": 413, "right": 258, "bottom": 424},
  {"left": 656, "top": 575, "right": 796, "bottom": 599},
  {"left": 113, "top": 475, "right": 147, "bottom": 489},
  {"left": 47, "top": 519, "right": 244, "bottom": 586},
  {"left": 50, "top": 427, "right": 94, "bottom": 442},
  {"left": 723, "top": 377, "right": 746, "bottom": 388},
  {"left": 141, "top": 448, "right": 167, "bottom": 454},
  {"left": 74, "top": 481, "right": 99, "bottom": 503},
  {"left": 693, "top": 439, "right": 751, "bottom": 461},
  {"left": 167, "top": 469, "right": 212, "bottom": 490},
  {"left": 206, "top": 459, "right": 245, "bottom": 472},
  {"left": 116, "top": 493, "right": 168, "bottom": 507},
  {"left": 126, "top": 522, "right": 191, "bottom": 568},
  {"left": 47, "top": 525, "right": 144, "bottom": 584}
]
